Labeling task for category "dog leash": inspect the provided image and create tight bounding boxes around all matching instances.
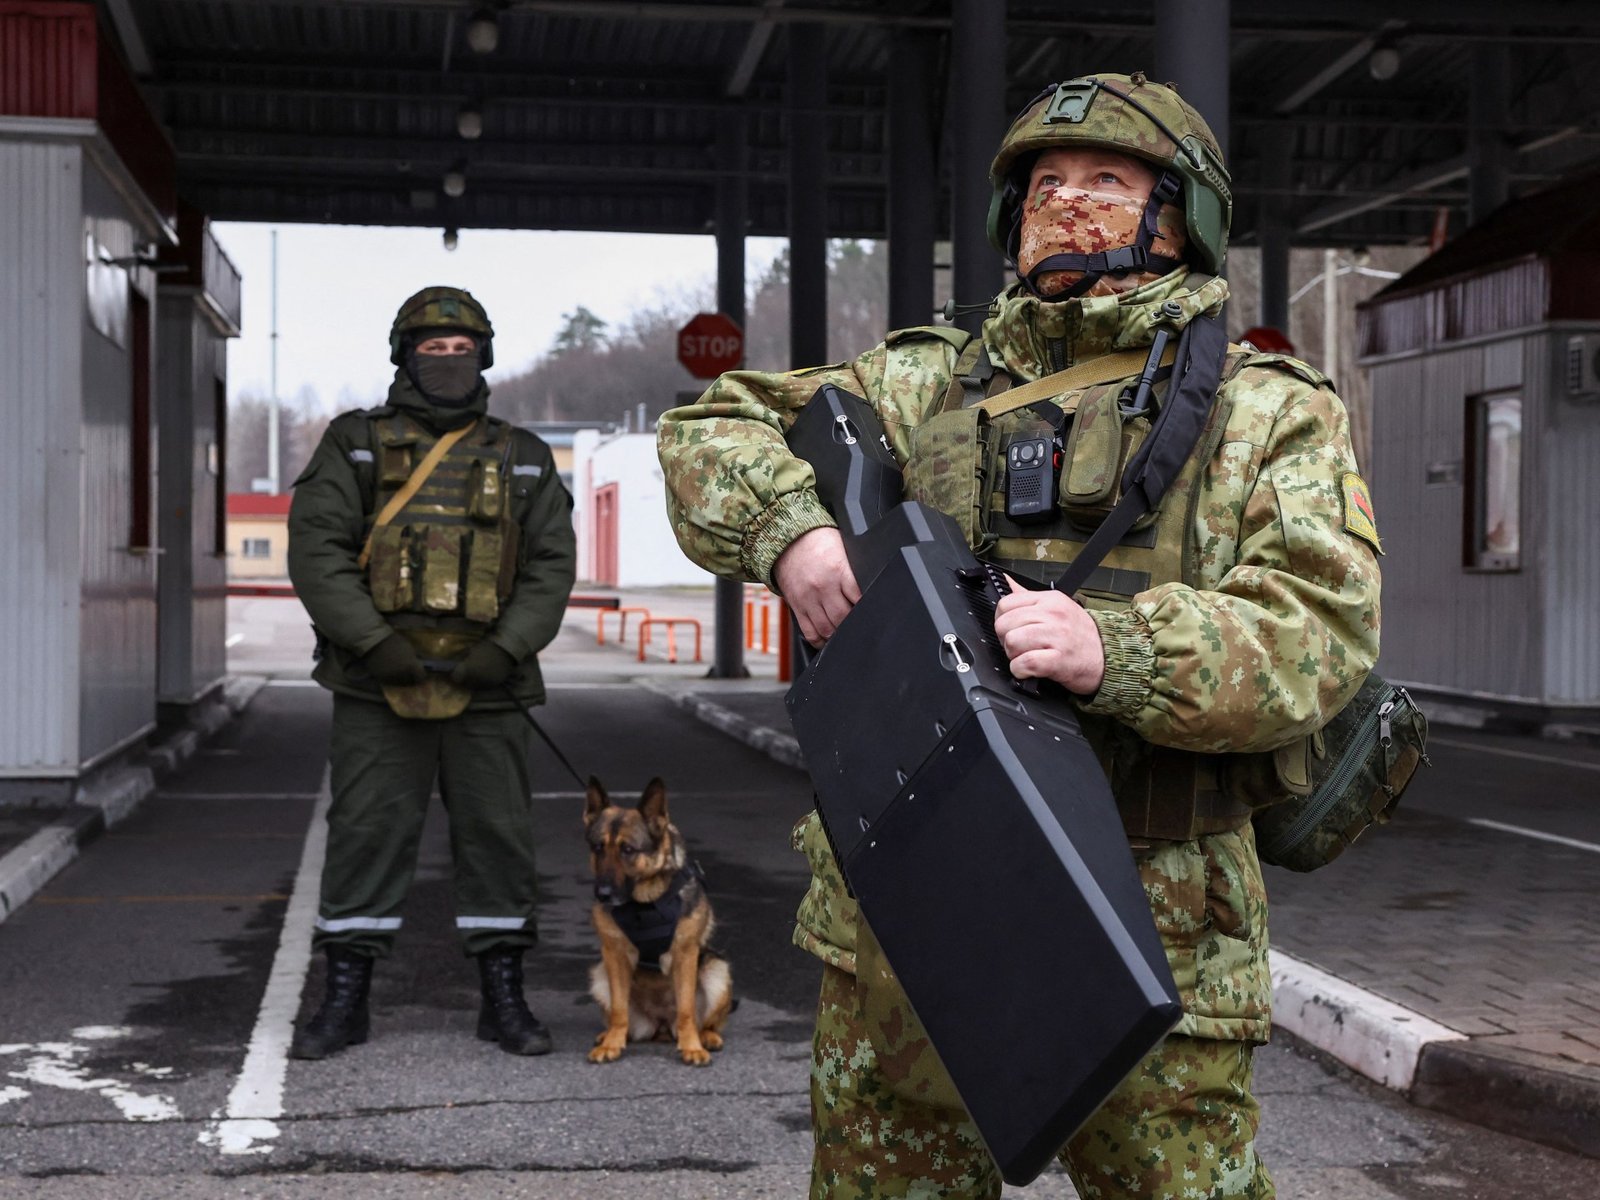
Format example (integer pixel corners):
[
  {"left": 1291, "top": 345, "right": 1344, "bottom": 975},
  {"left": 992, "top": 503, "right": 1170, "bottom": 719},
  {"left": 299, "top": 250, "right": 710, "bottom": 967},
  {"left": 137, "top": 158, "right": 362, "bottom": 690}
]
[{"left": 503, "top": 688, "right": 588, "bottom": 788}]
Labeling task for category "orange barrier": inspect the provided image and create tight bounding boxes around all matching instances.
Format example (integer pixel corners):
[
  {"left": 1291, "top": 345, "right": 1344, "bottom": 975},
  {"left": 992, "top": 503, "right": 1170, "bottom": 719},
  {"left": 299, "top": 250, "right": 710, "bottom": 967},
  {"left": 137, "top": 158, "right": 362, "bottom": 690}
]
[
  {"left": 744, "top": 586, "right": 779, "bottom": 654},
  {"left": 598, "top": 606, "right": 652, "bottom": 645},
  {"left": 638, "top": 617, "right": 703, "bottom": 664}
]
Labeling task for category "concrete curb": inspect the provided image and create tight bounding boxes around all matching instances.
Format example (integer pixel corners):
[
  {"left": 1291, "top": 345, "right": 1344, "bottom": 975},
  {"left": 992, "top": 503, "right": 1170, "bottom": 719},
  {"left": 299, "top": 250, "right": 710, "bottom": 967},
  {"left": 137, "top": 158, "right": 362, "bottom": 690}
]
[
  {"left": 0, "top": 674, "right": 269, "bottom": 926},
  {"left": 637, "top": 679, "right": 807, "bottom": 771},
  {"left": 656, "top": 683, "right": 1600, "bottom": 1159}
]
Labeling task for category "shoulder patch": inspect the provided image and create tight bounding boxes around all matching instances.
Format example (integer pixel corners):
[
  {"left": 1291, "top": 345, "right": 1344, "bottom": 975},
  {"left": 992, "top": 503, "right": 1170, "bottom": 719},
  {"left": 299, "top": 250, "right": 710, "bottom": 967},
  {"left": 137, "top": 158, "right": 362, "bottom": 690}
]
[{"left": 1340, "top": 472, "right": 1383, "bottom": 554}]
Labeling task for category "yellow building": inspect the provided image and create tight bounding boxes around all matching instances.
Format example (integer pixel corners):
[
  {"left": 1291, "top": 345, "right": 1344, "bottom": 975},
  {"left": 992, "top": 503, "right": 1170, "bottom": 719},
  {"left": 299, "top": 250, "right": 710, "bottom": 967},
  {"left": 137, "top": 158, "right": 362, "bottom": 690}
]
[{"left": 226, "top": 493, "right": 291, "bottom": 579}]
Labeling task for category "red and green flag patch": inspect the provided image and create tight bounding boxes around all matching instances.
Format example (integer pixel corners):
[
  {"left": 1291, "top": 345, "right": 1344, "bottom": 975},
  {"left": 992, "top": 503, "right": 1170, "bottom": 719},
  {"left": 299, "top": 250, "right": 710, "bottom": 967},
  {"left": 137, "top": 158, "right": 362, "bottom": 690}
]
[{"left": 1340, "top": 472, "right": 1383, "bottom": 554}]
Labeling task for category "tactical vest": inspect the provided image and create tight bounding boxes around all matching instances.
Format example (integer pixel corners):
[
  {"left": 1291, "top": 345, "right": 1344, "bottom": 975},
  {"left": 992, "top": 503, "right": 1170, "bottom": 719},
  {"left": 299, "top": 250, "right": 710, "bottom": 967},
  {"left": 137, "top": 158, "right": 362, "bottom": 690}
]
[
  {"left": 361, "top": 411, "right": 522, "bottom": 654},
  {"left": 901, "top": 333, "right": 1270, "bottom": 843}
]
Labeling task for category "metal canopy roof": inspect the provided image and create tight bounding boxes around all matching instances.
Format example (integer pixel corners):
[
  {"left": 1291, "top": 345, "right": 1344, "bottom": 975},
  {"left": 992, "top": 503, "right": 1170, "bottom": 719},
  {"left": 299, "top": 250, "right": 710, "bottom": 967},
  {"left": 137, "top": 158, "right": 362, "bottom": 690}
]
[{"left": 100, "top": 0, "right": 1600, "bottom": 246}]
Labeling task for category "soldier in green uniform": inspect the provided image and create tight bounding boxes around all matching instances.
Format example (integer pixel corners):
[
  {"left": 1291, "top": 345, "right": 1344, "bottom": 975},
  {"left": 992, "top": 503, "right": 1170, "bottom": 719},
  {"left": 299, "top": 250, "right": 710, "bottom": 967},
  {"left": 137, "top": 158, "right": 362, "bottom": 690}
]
[
  {"left": 287, "top": 287, "right": 576, "bottom": 1060},
  {"left": 658, "top": 75, "right": 1383, "bottom": 1198}
]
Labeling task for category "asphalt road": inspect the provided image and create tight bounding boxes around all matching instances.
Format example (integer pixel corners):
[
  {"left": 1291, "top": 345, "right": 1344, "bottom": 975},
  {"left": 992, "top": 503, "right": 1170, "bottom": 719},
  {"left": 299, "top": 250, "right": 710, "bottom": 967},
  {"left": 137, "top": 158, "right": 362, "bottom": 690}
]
[{"left": 2, "top": 615, "right": 1598, "bottom": 1197}]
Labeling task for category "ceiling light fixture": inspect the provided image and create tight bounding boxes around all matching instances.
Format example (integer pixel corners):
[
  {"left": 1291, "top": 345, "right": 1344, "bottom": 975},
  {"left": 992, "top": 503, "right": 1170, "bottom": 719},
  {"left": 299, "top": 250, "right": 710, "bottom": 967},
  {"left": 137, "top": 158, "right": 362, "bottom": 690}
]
[
  {"left": 443, "top": 227, "right": 460, "bottom": 252},
  {"left": 466, "top": 8, "right": 499, "bottom": 55},
  {"left": 456, "top": 102, "right": 484, "bottom": 140},
  {"left": 443, "top": 168, "right": 467, "bottom": 198},
  {"left": 1368, "top": 45, "right": 1402, "bottom": 82}
]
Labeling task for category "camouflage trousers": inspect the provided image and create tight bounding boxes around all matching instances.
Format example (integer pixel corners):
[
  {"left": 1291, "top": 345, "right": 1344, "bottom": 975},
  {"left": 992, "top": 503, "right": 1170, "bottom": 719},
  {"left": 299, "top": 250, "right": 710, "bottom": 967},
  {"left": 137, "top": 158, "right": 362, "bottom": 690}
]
[{"left": 809, "top": 964, "right": 1274, "bottom": 1199}]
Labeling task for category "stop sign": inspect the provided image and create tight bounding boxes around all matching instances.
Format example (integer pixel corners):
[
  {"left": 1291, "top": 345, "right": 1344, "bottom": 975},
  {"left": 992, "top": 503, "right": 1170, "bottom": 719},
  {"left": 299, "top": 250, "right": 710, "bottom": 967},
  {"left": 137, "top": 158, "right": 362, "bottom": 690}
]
[{"left": 677, "top": 312, "right": 744, "bottom": 379}]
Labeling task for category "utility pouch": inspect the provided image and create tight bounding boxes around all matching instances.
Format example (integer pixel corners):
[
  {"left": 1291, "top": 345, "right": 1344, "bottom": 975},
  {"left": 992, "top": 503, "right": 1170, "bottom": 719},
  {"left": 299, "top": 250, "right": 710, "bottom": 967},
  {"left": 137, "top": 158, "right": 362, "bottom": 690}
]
[
  {"left": 1059, "top": 385, "right": 1125, "bottom": 510},
  {"left": 462, "top": 528, "right": 503, "bottom": 623},
  {"left": 468, "top": 458, "right": 505, "bottom": 524},
  {"left": 417, "top": 525, "right": 466, "bottom": 614},
  {"left": 366, "top": 524, "right": 415, "bottom": 613},
  {"left": 904, "top": 408, "right": 990, "bottom": 552},
  {"left": 1254, "top": 676, "right": 1431, "bottom": 872},
  {"left": 379, "top": 437, "right": 417, "bottom": 486}
]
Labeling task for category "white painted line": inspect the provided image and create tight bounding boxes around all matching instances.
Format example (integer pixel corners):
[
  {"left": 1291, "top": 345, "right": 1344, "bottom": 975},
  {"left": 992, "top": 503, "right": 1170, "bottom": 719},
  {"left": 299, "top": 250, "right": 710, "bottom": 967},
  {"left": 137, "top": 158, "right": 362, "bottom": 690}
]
[
  {"left": 225, "top": 633, "right": 245, "bottom": 648},
  {"left": 1270, "top": 949, "right": 1466, "bottom": 1093},
  {"left": 1466, "top": 817, "right": 1600, "bottom": 855},
  {"left": 200, "top": 769, "right": 330, "bottom": 1156},
  {"left": 1429, "top": 735, "right": 1600, "bottom": 773},
  {"left": 263, "top": 679, "right": 322, "bottom": 688}
]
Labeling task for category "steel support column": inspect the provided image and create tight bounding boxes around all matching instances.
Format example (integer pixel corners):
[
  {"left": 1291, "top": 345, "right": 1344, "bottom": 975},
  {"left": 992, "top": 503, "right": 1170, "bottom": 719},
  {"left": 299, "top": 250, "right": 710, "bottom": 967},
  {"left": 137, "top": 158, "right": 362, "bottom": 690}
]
[
  {"left": 888, "top": 31, "right": 939, "bottom": 330},
  {"left": 710, "top": 110, "right": 750, "bottom": 679},
  {"left": 786, "top": 23, "right": 828, "bottom": 672},
  {"left": 1153, "top": 0, "right": 1231, "bottom": 159},
  {"left": 949, "top": 0, "right": 1005, "bottom": 336},
  {"left": 1468, "top": 43, "right": 1512, "bottom": 227},
  {"left": 1258, "top": 126, "right": 1293, "bottom": 333},
  {"left": 788, "top": 24, "right": 828, "bottom": 366}
]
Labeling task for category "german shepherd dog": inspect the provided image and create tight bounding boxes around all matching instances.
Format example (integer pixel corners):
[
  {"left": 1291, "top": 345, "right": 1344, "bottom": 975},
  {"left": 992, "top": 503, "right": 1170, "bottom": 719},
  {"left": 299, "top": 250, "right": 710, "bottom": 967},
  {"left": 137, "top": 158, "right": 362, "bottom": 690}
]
[{"left": 583, "top": 777, "right": 733, "bottom": 1066}]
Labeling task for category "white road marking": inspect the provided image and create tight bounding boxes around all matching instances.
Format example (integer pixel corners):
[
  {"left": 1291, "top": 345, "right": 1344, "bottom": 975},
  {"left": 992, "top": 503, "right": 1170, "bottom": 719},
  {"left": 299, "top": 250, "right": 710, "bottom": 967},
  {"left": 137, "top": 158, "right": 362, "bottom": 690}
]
[
  {"left": 199, "top": 769, "right": 331, "bottom": 1156},
  {"left": 264, "top": 679, "right": 322, "bottom": 688},
  {"left": 225, "top": 633, "right": 245, "bottom": 648},
  {"left": 0, "top": 1032, "right": 180, "bottom": 1121},
  {"left": 1429, "top": 735, "right": 1600, "bottom": 773},
  {"left": 1466, "top": 818, "right": 1600, "bottom": 855}
]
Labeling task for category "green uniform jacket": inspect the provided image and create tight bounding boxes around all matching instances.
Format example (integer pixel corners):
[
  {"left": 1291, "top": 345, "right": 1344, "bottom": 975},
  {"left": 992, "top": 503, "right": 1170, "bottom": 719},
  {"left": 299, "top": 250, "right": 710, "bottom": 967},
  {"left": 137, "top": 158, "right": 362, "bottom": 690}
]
[
  {"left": 657, "top": 269, "right": 1383, "bottom": 1042},
  {"left": 288, "top": 372, "right": 576, "bottom": 709}
]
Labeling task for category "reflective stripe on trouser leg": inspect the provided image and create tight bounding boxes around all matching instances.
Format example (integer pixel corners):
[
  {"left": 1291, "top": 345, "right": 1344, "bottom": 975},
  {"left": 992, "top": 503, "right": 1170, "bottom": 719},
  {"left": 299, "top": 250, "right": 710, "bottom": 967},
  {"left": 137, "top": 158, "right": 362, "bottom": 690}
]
[
  {"left": 438, "top": 707, "right": 539, "bottom": 956},
  {"left": 315, "top": 693, "right": 443, "bottom": 959}
]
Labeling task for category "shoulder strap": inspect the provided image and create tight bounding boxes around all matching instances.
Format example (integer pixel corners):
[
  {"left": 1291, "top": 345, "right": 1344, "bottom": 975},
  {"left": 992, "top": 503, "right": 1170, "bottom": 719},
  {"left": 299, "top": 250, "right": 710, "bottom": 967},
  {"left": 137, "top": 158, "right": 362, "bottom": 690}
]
[
  {"left": 356, "top": 419, "right": 479, "bottom": 570},
  {"left": 976, "top": 344, "right": 1178, "bottom": 420},
  {"left": 1055, "top": 314, "right": 1229, "bottom": 597}
]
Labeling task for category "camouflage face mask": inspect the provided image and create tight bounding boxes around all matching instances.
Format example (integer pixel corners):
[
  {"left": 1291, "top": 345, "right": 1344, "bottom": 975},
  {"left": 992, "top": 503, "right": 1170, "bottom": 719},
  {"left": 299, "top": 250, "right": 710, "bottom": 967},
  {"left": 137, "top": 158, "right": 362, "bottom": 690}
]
[{"left": 1017, "top": 186, "right": 1187, "bottom": 298}]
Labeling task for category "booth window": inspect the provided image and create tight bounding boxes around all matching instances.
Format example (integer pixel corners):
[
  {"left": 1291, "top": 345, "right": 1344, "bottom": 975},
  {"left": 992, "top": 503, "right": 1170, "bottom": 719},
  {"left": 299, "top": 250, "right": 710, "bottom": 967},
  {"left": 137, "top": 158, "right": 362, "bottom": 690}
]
[
  {"left": 242, "top": 538, "right": 272, "bottom": 559},
  {"left": 1465, "top": 393, "right": 1521, "bottom": 572}
]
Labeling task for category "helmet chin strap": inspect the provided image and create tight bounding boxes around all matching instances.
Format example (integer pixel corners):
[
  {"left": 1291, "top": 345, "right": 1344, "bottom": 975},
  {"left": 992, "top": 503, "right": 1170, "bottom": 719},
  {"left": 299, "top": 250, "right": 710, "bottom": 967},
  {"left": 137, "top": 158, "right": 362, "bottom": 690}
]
[{"left": 1016, "top": 170, "right": 1183, "bottom": 300}]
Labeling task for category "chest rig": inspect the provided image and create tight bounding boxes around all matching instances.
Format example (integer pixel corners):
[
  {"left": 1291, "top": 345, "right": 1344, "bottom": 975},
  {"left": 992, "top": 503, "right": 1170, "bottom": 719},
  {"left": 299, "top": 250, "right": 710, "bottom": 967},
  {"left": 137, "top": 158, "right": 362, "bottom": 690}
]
[
  {"left": 902, "top": 331, "right": 1256, "bottom": 843},
  {"left": 361, "top": 412, "right": 520, "bottom": 638}
]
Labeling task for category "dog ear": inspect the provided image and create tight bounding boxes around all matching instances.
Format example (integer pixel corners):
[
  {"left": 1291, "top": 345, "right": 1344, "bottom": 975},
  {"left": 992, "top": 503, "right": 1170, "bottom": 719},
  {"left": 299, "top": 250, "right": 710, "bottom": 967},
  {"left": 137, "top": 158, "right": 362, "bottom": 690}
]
[
  {"left": 584, "top": 776, "right": 608, "bottom": 822},
  {"left": 639, "top": 777, "right": 669, "bottom": 829}
]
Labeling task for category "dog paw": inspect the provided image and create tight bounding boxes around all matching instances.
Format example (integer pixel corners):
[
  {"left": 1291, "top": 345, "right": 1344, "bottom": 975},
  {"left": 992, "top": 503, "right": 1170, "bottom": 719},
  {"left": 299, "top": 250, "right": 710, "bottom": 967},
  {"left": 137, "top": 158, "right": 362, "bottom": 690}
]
[
  {"left": 701, "top": 1031, "right": 724, "bottom": 1051},
  {"left": 588, "top": 1042, "right": 625, "bottom": 1064},
  {"left": 678, "top": 1045, "right": 712, "bottom": 1067}
]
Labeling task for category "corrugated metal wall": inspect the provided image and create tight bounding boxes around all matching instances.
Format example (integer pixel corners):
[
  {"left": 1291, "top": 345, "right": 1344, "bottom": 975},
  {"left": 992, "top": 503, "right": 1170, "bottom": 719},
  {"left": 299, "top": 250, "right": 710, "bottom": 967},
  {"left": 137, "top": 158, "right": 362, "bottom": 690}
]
[
  {"left": 78, "top": 158, "right": 157, "bottom": 763},
  {"left": 155, "top": 294, "right": 228, "bottom": 704},
  {"left": 1539, "top": 327, "right": 1600, "bottom": 704},
  {"left": 1368, "top": 334, "right": 1546, "bottom": 701},
  {"left": 0, "top": 138, "right": 83, "bottom": 774}
]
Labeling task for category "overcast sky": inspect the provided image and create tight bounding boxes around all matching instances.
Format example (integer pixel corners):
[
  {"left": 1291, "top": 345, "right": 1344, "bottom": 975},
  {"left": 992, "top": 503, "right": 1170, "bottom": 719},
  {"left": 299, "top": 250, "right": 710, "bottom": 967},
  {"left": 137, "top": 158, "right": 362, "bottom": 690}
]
[{"left": 213, "top": 223, "right": 786, "bottom": 413}]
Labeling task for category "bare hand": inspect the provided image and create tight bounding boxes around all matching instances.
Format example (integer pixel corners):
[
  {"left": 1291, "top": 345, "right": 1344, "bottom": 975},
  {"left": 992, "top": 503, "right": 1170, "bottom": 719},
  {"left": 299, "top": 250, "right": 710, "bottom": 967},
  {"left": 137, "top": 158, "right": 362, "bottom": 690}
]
[
  {"left": 992, "top": 578, "right": 1107, "bottom": 695},
  {"left": 772, "top": 527, "right": 862, "bottom": 647}
]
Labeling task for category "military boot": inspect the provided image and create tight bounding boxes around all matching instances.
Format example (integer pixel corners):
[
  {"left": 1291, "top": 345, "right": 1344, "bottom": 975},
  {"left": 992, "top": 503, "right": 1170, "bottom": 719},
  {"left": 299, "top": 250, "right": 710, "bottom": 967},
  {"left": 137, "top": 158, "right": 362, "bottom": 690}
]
[
  {"left": 289, "top": 946, "right": 373, "bottom": 1060},
  {"left": 476, "top": 949, "right": 553, "bottom": 1056}
]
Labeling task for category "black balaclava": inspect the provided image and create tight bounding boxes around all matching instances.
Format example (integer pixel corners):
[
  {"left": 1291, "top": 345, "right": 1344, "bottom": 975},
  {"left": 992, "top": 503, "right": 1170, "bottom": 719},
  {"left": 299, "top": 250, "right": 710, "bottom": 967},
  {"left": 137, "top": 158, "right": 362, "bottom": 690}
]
[{"left": 405, "top": 331, "right": 483, "bottom": 407}]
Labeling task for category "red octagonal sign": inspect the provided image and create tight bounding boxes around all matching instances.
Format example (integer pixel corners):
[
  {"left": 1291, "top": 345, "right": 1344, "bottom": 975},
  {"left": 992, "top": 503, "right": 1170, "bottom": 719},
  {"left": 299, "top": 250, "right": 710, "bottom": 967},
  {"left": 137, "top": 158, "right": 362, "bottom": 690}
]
[{"left": 677, "top": 312, "right": 744, "bottom": 379}]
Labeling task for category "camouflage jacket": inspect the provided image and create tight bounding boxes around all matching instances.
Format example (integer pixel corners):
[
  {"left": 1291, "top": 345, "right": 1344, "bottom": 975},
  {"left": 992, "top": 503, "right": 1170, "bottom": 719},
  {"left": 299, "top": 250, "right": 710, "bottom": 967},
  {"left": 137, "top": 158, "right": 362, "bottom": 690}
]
[
  {"left": 288, "top": 373, "right": 576, "bottom": 709},
  {"left": 657, "top": 269, "right": 1382, "bottom": 1040}
]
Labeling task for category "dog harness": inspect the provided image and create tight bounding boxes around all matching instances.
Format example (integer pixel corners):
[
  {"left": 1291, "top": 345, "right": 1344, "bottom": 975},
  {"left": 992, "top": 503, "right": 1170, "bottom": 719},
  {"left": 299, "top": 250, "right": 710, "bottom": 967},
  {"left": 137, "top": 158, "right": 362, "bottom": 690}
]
[{"left": 610, "top": 862, "right": 705, "bottom": 971}]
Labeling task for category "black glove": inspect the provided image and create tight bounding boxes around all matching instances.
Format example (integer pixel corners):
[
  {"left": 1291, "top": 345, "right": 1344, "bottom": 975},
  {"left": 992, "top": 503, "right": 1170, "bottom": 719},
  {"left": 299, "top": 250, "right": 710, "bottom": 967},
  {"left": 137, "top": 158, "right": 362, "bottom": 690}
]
[
  {"left": 363, "top": 633, "right": 428, "bottom": 686},
  {"left": 449, "top": 641, "right": 517, "bottom": 691}
]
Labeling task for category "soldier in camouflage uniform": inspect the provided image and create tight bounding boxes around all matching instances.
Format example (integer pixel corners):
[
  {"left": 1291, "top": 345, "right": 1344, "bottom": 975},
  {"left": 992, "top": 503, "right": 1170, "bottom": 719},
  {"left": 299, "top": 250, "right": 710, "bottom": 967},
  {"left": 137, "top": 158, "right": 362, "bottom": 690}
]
[
  {"left": 658, "top": 74, "right": 1381, "bottom": 1198},
  {"left": 287, "top": 287, "right": 576, "bottom": 1060}
]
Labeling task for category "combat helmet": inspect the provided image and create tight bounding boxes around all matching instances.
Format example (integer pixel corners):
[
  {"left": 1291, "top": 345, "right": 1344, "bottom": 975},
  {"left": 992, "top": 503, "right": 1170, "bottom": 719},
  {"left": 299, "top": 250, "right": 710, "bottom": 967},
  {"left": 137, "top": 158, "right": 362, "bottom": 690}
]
[
  {"left": 389, "top": 286, "right": 496, "bottom": 368},
  {"left": 987, "top": 73, "right": 1233, "bottom": 285}
]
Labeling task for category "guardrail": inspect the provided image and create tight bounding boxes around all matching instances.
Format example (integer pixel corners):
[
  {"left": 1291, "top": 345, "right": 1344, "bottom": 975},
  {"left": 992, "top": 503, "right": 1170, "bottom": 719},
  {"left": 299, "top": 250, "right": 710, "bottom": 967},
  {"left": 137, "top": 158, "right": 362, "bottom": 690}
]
[{"left": 638, "top": 617, "right": 702, "bottom": 664}]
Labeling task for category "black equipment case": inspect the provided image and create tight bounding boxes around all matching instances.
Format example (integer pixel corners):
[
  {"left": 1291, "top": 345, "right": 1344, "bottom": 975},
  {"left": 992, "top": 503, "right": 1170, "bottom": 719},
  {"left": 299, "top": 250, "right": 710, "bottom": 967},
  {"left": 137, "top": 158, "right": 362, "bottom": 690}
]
[{"left": 784, "top": 385, "right": 1181, "bottom": 1184}]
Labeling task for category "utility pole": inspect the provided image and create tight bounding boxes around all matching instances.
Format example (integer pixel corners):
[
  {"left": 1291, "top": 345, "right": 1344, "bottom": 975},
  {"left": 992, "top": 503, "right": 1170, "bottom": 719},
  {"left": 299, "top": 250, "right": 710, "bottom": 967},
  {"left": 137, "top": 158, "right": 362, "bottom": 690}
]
[{"left": 268, "top": 229, "right": 281, "bottom": 494}]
